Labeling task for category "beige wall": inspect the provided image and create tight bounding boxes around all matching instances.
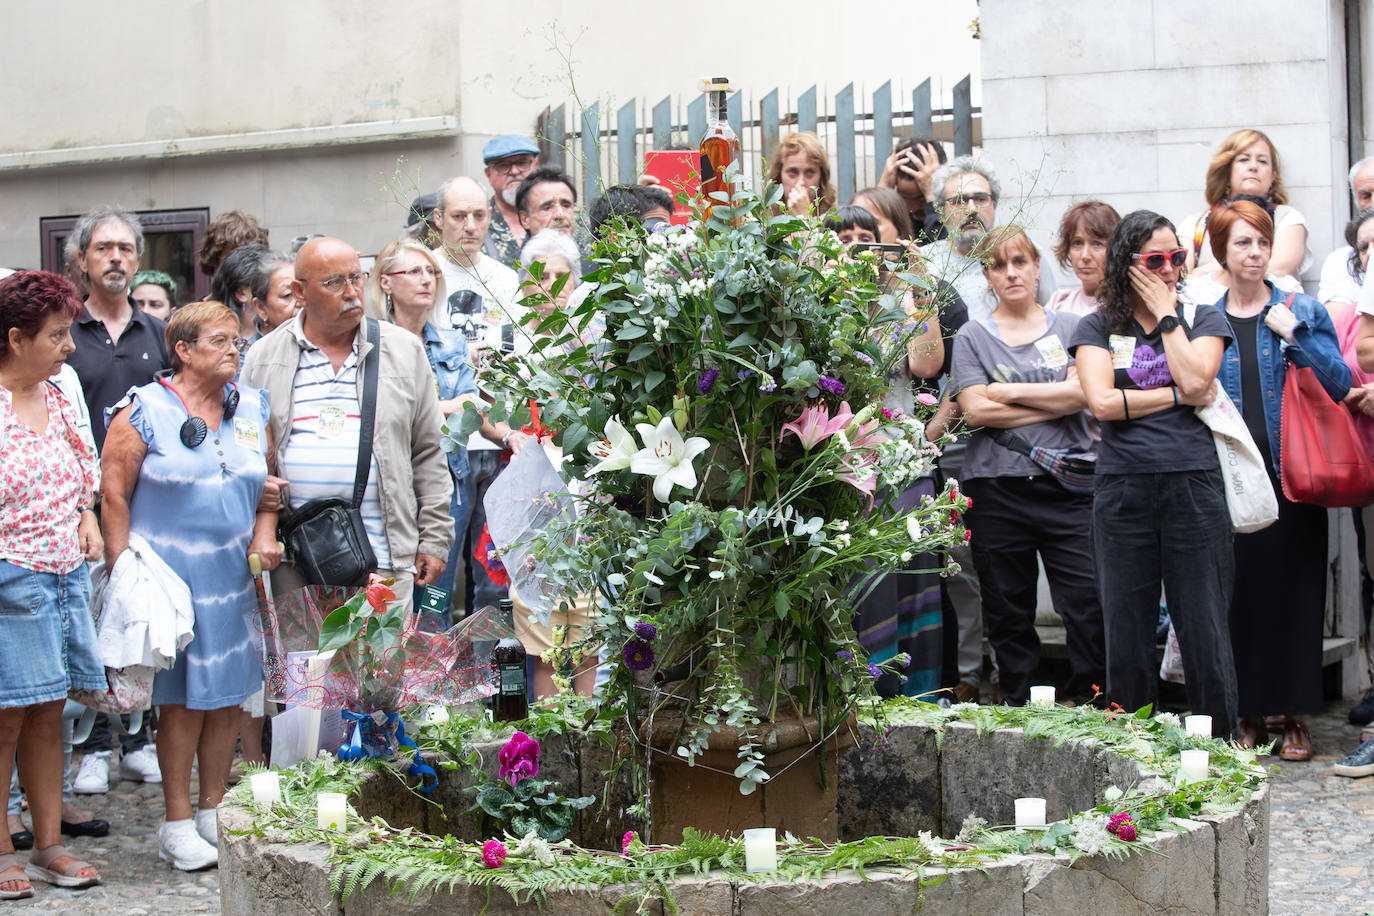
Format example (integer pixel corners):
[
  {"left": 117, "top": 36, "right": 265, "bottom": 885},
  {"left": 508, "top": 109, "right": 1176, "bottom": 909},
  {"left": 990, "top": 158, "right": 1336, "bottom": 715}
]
[{"left": 0, "top": 0, "right": 979, "bottom": 268}]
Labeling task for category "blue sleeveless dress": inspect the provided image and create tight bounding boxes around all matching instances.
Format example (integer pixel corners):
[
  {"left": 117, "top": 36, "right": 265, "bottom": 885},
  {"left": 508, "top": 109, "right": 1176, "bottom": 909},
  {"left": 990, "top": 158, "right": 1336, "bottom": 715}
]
[{"left": 111, "top": 381, "right": 269, "bottom": 709}]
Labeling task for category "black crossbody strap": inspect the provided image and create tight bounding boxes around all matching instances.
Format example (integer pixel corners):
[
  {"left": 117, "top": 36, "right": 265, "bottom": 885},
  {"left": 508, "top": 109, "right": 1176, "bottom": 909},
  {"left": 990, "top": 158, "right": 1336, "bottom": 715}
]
[{"left": 352, "top": 318, "right": 379, "bottom": 509}]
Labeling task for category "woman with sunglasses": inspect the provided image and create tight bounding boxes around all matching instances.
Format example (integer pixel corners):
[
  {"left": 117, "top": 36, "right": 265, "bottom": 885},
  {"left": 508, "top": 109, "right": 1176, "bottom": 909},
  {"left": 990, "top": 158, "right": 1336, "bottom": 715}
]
[
  {"left": 100, "top": 301, "right": 281, "bottom": 871},
  {"left": 1069, "top": 210, "right": 1238, "bottom": 738},
  {"left": 1208, "top": 201, "right": 1349, "bottom": 757},
  {"left": 365, "top": 239, "right": 481, "bottom": 628}
]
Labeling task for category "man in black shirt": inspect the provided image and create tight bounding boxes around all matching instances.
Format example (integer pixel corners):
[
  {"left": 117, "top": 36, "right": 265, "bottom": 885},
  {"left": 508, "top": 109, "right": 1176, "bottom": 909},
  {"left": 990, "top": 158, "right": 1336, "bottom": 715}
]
[{"left": 65, "top": 206, "right": 169, "bottom": 451}]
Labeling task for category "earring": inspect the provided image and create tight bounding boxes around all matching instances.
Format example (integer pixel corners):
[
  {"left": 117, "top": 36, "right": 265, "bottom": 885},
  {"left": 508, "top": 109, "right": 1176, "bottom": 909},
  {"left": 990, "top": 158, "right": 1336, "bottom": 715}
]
[{"left": 385, "top": 292, "right": 393, "bottom": 314}]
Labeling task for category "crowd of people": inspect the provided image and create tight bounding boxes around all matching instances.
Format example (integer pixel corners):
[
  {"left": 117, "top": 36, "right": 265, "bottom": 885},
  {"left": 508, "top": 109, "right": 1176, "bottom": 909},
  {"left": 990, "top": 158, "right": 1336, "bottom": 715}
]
[{"left": 3, "top": 124, "right": 1374, "bottom": 898}]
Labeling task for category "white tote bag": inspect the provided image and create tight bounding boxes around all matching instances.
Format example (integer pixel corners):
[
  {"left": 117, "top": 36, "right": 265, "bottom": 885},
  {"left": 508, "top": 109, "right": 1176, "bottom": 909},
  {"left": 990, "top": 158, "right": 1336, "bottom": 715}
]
[{"left": 1194, "top": 386, "right": 1279, "bottom": 533}]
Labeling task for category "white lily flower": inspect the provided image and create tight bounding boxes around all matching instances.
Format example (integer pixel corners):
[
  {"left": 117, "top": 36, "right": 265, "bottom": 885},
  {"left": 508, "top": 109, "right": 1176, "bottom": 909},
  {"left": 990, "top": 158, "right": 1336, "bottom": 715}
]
[
  {"left": 586, "top": 417, "right": 637, "bottom": 474},
  {"left": 631, "top": 416, "right": 710, "bottom": 503}
]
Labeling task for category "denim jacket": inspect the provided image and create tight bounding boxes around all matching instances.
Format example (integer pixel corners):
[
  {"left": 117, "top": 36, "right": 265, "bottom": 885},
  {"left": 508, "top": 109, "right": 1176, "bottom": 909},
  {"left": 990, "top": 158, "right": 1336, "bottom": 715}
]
[
  {"left": 1217, "top": 282, "right": 1351, "bottom": 466},
  {"left": 422, "top": 322, "right": 480, "bottom": 484}
]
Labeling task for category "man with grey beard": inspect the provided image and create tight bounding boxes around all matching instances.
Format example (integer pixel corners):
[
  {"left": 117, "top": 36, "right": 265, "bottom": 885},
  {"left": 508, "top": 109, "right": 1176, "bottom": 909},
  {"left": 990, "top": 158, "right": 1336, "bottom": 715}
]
[
  {"left": 66, "top": 206, "right": 170, "bottom": 451},
  {"left": 922, "top": 157, "right": 1057, "bottom": 322},
  {"left": 480, "top": 134, "right": 541, "bottom": 269}
]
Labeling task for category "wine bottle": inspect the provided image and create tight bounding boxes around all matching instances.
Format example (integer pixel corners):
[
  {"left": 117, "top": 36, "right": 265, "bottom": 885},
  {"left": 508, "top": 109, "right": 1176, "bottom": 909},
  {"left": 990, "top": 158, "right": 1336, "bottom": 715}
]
[
  {"left": 698, "top": 77, "right": 740, "bottom": 216},
  {"left": 490, "top": 598, "right": 528, "bottom": 721}
]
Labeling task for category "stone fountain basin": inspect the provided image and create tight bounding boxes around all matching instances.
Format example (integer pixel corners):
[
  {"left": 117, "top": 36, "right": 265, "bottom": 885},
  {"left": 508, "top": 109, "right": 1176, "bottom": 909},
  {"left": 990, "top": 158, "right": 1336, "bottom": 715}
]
[{"left": 219, "top": 720, "right": 1268, "bottom": 915}]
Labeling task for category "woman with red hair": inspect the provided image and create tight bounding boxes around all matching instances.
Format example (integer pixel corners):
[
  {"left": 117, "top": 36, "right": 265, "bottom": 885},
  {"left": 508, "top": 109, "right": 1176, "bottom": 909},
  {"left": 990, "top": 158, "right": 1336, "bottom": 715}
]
[{"left": 0, "top": 271, "right": 105, "bottom": 898}]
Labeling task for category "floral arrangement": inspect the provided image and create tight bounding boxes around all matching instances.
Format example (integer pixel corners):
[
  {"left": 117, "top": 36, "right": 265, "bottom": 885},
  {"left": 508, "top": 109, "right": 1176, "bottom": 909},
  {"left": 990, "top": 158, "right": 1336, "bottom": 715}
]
[
  {"left": 467, "top": 731, "right": 596, "bottom": 843},
  {"left": 449, "top": 170, "right": 969, "bottom": 791}
]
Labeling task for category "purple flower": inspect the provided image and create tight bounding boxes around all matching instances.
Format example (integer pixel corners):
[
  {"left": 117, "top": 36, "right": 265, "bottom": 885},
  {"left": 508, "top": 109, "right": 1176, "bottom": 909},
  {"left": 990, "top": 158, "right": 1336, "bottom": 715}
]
[
  {"left": 818, "top": 375, "right": 846, "bottom": 395},
  {"left": 737, "top": 369, "right": 755, "bottom": 381},
  {"left": 698, "top": 369, "right": 720, "bottom": 394},
  {"left": 836, "top": 650, "right": 852, "bottom": 662},
  {"left": 633, "top": 621, "right": 658, "bottom": 641},
  {"left": 623, "top": 639, "right": 655, "bottom": 671},
  {"left": 855, "top": 352, "right": 875, "bottom": 366},
  {"left": 498, "top": 731, "right": 540, "bottom": 786},
  {"left": 868, "top": 662, "right": 882, "bottom": 678},
  {"left": 759, "top": 378, "right": 777, "bottom": 393}
]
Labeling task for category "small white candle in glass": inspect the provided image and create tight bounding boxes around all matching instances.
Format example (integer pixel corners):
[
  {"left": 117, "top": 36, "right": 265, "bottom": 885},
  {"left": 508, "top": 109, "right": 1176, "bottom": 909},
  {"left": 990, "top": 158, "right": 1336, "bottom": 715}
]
[
  {"left": 1029, "top": 685, "right": 1055, "bottom": 706},
  {"left": 250, "top": 771, "right": 282, "bottom": 806},
  {"left": 316, "top": 792, "right": 348, "bottom": 831},
  {"left": 1014, "top": 797, "right": 1047, "bottom": 829},
  {"left": 1184, "top": 715, "right": 1212, "bottom": 738},
  {"left": 1179, "top": 749, "right": 1210, "bottom": 783},
  {"left": 742, "top": 828, "right": 778, "bottom": 873}
]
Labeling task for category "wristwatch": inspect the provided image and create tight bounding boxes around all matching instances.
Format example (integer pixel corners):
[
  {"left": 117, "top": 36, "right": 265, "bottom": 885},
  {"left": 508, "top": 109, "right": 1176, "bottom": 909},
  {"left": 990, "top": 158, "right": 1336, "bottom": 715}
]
[{"left": 1157, "top": 315, "right": 1181, "bottom": 334}]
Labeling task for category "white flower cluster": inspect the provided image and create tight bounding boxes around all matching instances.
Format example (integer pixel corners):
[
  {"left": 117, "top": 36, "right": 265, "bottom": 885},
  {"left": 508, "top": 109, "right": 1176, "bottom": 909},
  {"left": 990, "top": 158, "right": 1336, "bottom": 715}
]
[
  {"left": 514, "top": 830, "right": 556, "bottom": 866},
  {"left": 876, "top": 435, "right": 939, "bottom": 488},
  {"left": 1070, "top": 816, "right": 1114, "bottom": 856},
  {"left": 1154, "top": 712, "right": 1181, "bottom": 729},
  {"left": 642, "top": 232, "right": 707, "bottom": 300},
  {"left": 955, "top": 814, "right": 987, "bottom": 844}
]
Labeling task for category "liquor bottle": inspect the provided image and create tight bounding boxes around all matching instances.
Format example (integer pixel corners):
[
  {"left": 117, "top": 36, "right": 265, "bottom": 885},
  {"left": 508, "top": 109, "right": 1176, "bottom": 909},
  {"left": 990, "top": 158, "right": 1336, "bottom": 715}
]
[
  {"left": 698, "top": 77, "right": 740, "bottom": 215},
  {"left": 490, "top": 598, "right": 528, "bottom": 721}
]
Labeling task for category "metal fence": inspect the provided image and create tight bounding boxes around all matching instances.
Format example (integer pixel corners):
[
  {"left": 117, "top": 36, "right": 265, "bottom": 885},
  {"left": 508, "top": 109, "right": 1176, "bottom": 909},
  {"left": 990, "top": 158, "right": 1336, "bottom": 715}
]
[{"left": 535, "top": 77, "right": 980, "bottom": 207}]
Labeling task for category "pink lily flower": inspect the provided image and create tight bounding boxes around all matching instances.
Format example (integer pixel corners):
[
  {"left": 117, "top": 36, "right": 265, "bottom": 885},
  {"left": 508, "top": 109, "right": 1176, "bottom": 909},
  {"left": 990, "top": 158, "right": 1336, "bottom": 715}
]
[{"left": 781, "top": 401, "right": 855, "bottom": 450}]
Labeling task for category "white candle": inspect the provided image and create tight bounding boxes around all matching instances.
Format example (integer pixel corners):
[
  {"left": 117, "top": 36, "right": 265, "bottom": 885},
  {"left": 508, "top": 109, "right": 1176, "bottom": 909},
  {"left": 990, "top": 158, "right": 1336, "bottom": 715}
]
[
  {"left": 1179, "top": 749, "right": 1209, "bottom": 783},
  {"left": 250, "top": 771, "right": 281, "bottom": 805},
  {"left": 742, "top": 828, "right": 777, "bottom": 873},
  {"left": 1184, "top": 715, "right": 1212, "bottom": 738},
  {"left": 316, "top": 792, "right": 348, "bottom": 831},
  {"left": 1014, "top": 797, "right": 1046, "bottom": 829},
  {"left": 1029, "top": 685, "right": 1055, "bottom": 706}
]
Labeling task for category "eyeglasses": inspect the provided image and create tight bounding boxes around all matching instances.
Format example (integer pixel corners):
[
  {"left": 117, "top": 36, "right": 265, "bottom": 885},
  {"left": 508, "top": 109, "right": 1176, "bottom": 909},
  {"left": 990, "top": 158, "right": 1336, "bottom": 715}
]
[
  {"left": 943, "top": 192, "right": 993, "bottom": 207},
  {"left": 487, "top": 156, "right": 536, "bottom": 174},
  {"left": 1131, "top": 248, "right": 1188, "bottom": 270},
  {"left": 313, "top": 271, "right": 369, "bottom": 293},
  {"left": 384, "top": 266, "right": 440, "bottom": 280},
  {"left": 196, "top": 334, "right": 250, "bottom": 353}
]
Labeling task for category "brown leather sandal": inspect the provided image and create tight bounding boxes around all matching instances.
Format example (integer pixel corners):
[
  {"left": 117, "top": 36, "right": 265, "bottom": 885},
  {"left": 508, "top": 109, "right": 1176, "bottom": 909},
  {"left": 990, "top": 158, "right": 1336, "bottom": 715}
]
[
  {"left": 0, "top": 853, "right": 33, "bottom": 900},
  {"left": 1279, "top": 718, "right": 1313, "bottom": 762},
  {"left": 28, "top": 844, "right": 100, "bottom": 889}
]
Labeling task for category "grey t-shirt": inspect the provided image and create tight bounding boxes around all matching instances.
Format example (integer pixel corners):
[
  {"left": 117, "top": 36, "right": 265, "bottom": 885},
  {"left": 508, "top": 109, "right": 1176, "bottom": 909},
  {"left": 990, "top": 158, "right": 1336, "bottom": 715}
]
[
  {"left": 950, "top": 310, "right": 1093, "bottom": 480},
  {"left": 1068, "top": 303, "right": 1232, "bottom": 475}
]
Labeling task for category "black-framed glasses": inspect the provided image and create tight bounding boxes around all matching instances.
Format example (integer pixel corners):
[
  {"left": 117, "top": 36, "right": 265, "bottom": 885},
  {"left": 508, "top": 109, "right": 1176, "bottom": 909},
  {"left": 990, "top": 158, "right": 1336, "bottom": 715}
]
[
  {"left": 1131, "top": 248, "right": 1188, "bottom": 270},
  {"left": 313, "top": 271, "right": 368, "bottom": 293},
  {"left": 488, "top": 155, "right": 536, "bottom": 174}
]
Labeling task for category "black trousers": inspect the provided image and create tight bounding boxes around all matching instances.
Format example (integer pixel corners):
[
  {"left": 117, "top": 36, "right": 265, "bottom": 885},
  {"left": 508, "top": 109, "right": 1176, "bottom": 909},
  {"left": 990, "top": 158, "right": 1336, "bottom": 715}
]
[{"left": 964, "top": 475, "right": 1104, "bottom": 705}]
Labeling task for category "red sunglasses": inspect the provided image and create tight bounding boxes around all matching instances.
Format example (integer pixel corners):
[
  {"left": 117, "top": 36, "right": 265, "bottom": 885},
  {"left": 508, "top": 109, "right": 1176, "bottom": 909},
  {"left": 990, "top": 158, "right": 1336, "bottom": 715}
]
[{"left": 1131, "top": 248, "right": 1187, "bottom": 270}]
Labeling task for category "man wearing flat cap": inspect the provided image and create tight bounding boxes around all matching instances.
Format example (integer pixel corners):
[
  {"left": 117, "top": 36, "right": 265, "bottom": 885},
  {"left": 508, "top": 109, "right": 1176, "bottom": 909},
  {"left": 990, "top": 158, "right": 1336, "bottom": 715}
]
[{"left": 480, "top": 134, "right": 541, "bottom": 269}]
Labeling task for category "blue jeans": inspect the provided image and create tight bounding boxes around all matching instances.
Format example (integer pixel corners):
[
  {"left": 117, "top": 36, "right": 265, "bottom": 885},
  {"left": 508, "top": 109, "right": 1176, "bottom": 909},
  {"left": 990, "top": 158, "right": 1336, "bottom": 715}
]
[{"left": 1092, "top": 469, "right": 1237, "bottom": 736}]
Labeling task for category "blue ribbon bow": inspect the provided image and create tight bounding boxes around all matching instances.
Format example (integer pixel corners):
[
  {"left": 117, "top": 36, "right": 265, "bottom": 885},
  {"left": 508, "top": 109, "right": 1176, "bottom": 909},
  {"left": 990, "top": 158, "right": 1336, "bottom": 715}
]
[{"left": 337, "top": 709, "right": 437, "bottom": 793}]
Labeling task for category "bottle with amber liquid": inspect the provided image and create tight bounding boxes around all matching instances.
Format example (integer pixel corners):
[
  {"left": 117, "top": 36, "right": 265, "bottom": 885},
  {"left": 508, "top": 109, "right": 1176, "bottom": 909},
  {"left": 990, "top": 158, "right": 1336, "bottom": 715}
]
[
  {"left": 490, "top": 598, "right": 528, "bottom": 722},
  {"left": 698, "top": 77, "right": 740, "bottom": 216}
]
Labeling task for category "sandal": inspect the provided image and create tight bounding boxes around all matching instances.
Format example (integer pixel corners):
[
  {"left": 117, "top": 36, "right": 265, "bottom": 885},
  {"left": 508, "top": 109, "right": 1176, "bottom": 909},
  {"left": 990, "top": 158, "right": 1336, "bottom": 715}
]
[
  {"left": 1238, "top": 717, "right": 1267, "bottom": 750},
  {"left": 0, "top": 853, "right": 32, "bottom": 900},
  {"left": 28, "top": 844, "right": 100, "bottom": 889},
  {"left": 1279, "top": 718, "right": 1313, "bottom": 762}
]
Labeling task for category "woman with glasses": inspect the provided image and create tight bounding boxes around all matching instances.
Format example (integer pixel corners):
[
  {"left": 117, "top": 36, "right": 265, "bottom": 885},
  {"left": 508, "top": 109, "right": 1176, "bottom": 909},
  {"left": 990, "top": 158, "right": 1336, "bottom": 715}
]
[
  {"left": 100, "top": 301, "right": 281, "bottom": 870},
  {"left": 1069, "top": 210, "right": 1238, "bottom": 738},
  {"left": 1181, "top": 129, "right": 1309, "bottom": 287},
  {"left": 365, "top": 240, "right": 480, "bottom": 628},
  {"left": 1207, "top": 201, "right": 1349, "bottom": 757}
]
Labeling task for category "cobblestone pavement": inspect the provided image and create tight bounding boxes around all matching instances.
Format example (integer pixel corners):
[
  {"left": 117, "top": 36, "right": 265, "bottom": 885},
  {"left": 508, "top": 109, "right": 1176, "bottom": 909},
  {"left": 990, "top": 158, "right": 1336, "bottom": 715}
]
[{"left": 6, "top": 698, "right": 1374, "bottom": 913}]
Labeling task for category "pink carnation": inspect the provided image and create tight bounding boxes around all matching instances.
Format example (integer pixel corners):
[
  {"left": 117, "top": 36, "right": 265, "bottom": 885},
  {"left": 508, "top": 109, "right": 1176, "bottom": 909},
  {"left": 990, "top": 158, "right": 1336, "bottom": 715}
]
[
  {"left": 481, "top": 838, "right": 507, "bottom": 868},
  {"left": 622, "top": 830, "right": 637, "bottom": 857},
  {"left": 498, "top": 731, "right": 540, "bottom": 786},
  {"left": 1106, "top": 812, "right": 1137, "bottom": 842}
]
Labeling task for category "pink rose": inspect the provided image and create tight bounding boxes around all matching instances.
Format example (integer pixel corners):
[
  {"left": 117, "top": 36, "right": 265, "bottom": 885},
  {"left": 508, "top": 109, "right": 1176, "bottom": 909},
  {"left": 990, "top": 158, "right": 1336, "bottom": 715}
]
[
  {"left": 498, "top": 731, "right": 540, "bottom": 786},
  {"left": 481, "top": 839, "right": 507, "bottom": 868}
]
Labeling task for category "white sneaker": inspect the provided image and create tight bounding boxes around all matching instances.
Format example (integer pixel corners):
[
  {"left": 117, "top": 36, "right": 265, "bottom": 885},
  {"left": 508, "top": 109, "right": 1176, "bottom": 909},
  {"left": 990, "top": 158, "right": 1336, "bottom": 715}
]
[
  {"left": 158, "top": 819, "right": 218, "bottom": 871},
  {"left": 119, "top": 745, "right": 162, "bottom": 784},
  {"left": 195, "top": 808, "right": 218, "bottom": 848},
  {"left": 73, "top": 752, "right": 111, "bottom": 795}
]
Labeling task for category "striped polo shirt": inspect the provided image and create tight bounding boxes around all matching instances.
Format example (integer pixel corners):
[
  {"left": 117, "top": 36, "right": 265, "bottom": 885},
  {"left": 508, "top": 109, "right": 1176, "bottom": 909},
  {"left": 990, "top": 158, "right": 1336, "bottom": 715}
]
[{"left": 280, "top": 317, "right": 393, "bottom": 569}]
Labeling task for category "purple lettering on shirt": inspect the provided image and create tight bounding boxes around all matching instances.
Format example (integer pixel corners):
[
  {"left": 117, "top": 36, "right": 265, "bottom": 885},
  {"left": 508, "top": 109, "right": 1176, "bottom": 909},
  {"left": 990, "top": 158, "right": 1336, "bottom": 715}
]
[{"left": 1126, "top": 343, "right": 1174, "bottom": 389}]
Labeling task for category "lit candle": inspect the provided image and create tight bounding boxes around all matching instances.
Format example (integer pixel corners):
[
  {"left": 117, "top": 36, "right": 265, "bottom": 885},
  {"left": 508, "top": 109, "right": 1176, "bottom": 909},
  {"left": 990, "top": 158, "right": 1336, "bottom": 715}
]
[
  {"left": 1014, "top": 797, "right": 1046, "bottom": 829},
  {"left": 742, "top": 828, "right": 777, "bottom": 873},
  {"left": 250, "top": 771, "right": 282, "bottom": 806},
  {"left": 1179, "top": 749, "right": 1209, "bottom": 783},
  {"left": 317, "top": 792, "right": 348, "bottom": 831},
  {"left": 1029, "top": 686, "right": 1055, "bottom": 706},
  {"left": 1184, "top": 715, "right": 1212, "bottom": 738}
]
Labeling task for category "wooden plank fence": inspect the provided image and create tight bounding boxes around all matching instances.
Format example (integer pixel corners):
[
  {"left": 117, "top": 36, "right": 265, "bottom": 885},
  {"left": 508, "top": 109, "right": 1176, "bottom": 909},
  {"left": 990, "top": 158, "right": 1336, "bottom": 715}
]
[{"left": 535, "top": 77, "right": 980, "bottom": 206}]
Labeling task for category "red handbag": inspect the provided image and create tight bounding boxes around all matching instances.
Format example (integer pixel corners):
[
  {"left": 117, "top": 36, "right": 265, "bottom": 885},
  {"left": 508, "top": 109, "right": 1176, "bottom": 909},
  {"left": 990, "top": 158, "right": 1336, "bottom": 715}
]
[{"left": 1279, "top": 362, "right": 1374, "bottom": 507}]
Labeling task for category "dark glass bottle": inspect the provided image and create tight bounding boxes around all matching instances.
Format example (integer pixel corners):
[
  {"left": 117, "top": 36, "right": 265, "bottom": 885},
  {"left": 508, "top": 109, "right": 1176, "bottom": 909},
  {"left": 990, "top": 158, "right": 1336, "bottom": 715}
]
[
  {"left": 490, "top": 598, "right": 528, "bottom": 722},
  {"left": 698, "top": 77, "right": 739, "bottom": 216}
]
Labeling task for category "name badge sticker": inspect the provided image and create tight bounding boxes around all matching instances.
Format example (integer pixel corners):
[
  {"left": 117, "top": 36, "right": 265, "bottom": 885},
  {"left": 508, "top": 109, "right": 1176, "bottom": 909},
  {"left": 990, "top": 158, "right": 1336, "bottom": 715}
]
[
  {"left": 233, "top": 418, "right": 261, "bottom": 451},
  {"left": 318, "top": 405, "right": 347, "bottom": 437},
  {"left": 1109, "top": 335, "right": 1135, "bottom": 370},
  {"left": 1034, "top": 336, "right": 1068, "bottom": 371}
]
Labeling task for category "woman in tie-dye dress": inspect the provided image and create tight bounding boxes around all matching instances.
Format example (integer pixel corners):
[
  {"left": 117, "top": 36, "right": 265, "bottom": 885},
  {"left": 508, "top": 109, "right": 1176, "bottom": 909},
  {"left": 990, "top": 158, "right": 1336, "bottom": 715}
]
[{"left": 100, "top": 301, "right": 282, "bottom": 871}]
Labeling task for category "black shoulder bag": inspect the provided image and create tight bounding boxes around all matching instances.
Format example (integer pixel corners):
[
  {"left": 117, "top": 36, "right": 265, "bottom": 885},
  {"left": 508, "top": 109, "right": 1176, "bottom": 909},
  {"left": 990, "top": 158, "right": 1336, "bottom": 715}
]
[{"left": 280, "top": 318, "right": 381, "bottom": 586}]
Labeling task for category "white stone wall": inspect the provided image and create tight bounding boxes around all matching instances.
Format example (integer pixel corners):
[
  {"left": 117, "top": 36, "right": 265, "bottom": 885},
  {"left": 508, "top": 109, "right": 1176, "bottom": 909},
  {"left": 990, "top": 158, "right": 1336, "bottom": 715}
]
[{"left": 979, "top": 0, "right": 1352, "bottom": 290}]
